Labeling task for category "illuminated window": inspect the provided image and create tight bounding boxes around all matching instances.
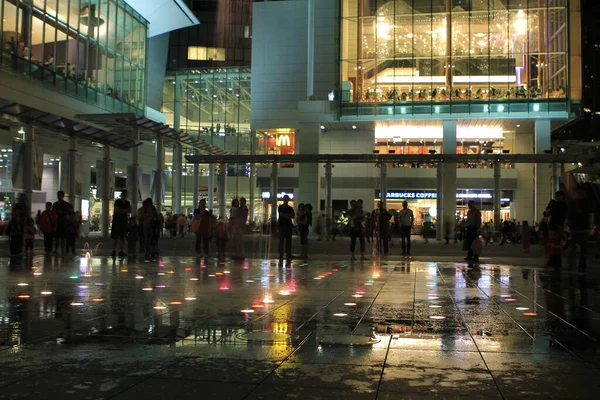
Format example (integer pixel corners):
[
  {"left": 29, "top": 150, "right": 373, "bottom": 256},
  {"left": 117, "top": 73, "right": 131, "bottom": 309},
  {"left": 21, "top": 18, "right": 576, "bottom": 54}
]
[{"left": 187, "top": 46, "right": 226, "bottom": 61}]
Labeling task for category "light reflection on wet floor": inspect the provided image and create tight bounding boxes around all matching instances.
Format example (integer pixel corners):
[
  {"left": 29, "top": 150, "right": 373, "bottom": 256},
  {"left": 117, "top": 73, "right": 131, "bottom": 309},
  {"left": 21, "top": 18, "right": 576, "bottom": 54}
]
[{"left": 1, "top": 255, "right": 599, "bottom": 399}]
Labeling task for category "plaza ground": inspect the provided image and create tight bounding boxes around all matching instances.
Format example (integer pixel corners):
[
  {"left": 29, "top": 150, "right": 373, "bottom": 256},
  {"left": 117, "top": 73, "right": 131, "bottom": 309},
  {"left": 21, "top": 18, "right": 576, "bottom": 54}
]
[{"left": 0, "top": 238, "right": 599, "bottom": 399}]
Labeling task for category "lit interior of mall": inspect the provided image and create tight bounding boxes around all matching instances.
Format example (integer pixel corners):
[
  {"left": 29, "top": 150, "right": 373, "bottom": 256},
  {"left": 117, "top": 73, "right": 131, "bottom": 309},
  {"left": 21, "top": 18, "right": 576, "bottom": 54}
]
[
  {"left": 341, "top": 0, "right": 569, "bottom": 104},
  {"left": 161, "top": 68, "right": 252, "bottom": 154}
]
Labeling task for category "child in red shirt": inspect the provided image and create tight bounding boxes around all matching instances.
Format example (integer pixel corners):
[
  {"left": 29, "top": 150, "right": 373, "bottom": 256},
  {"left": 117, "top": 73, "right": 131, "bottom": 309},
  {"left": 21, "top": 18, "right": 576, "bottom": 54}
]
[{"left": 40, "top": 201, "right": 57, "bottom": 255}]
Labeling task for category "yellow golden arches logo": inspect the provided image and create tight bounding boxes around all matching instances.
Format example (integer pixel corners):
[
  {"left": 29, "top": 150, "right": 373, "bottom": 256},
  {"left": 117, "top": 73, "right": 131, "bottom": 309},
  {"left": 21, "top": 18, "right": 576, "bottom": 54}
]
[{"left": 276, "top": 134, "right": 291, "bottom": 147}]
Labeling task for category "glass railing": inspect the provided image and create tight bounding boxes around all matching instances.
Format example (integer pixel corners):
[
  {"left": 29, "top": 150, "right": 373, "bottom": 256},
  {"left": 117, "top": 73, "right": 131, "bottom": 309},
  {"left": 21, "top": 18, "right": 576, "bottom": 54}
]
[
  {"left": 341, "top": 98, "right": 569, "bottom": 117},
  {"left": 0, "top": 49, "right": 144, "bottom": 114}
]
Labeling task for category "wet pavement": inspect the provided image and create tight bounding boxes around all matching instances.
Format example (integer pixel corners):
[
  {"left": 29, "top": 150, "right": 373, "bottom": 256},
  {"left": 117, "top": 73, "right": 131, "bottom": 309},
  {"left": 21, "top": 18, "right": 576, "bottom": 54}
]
[{"left": 0, "top": 254, "right": 599, "bottom": 399}]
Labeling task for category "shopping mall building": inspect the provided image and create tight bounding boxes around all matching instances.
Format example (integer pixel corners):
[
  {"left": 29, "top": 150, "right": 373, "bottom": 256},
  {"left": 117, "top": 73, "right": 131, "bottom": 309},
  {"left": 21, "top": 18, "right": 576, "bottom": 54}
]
[
  {"left": 0, "top": 0, "right": 203, "bottom": 234},
  {"left": 0, "top": 0, "right": 590, "bottom": 236},
  {"left": 242, "top": 0, "right": 584, "bottom": 232}
]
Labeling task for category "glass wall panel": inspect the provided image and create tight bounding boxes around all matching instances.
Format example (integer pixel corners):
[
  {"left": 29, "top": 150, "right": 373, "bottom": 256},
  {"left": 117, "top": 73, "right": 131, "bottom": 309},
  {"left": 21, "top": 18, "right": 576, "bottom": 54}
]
[{"left": 341, "top": 0, "right": 570, "bottom": 113}]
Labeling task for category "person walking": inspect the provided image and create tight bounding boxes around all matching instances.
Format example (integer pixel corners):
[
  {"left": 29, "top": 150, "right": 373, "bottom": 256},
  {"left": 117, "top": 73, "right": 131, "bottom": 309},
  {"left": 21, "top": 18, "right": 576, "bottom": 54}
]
[
  {"left": 178, "top": 214, "right": 186, "bottom": 238},
  {"left": 545, "top": 190, "right": 567, "bottom": 268},
  {"left": 140, "top": 198, "right": 160, "bottom": 262},
  {"left": 398, "top": 201, "right": 414, "bottom": 256},
  {"left": 521, "top": 221, "right": 532, "bottom": 253},
  {"left": 349, "top": 199, "right": 367, "bottom": 261},
  {"left": 65, "top": 209, "right": 78, "bottom": 255},
  {"left": 23, "top": 217, "right": 37, "bottom": 255},
  {"left": 375, "top": 201, "right": 391, "bottom": 255},
  {"left": 297, "top": 204, "right": 309, "bottom": 259},
  {"left": 192, "top": 199, "right": 213, "bottom": 258},
  {"left": 52, "top": 190, "right": 70, "bottom": 255},
  {"left": 40, "top": 201, "right": 57, "bottom": 256},
  {"left": 567, "top": 186, "right": 592, "bottom": 272},
  {"left": 238, "top": 197, "right": 249, "bottom": 258},
  {"left": 110, "top": 190, "right": 131, "bottom": 260},
  {"left": 365, "top": 212, "right": 373, "bottom": 243},
  {"left": 464, "top": 200, "right": 482, "bottom": 262},
  {"left": 170, "top": 214, "right": 178, "bottom": 238},
  {"left": 229, "top": 199, "right": 244, "bottom": 259},
  {"left": 278, "top": 195, "right": 295, "bottom": 263}
]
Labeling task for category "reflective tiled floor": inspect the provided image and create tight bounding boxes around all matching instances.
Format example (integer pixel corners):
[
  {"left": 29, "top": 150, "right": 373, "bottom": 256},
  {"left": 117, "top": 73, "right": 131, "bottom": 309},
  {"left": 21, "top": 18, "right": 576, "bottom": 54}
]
[{"left": 1, "top": 254, "right": 599, "bottom": 399}]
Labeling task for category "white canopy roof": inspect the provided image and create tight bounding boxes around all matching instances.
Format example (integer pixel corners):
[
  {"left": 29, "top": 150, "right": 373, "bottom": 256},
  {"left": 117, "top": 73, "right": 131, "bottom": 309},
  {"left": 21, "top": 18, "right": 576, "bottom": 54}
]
[{"left": 124, "top": 0, "right": 199, "bottom": 37}]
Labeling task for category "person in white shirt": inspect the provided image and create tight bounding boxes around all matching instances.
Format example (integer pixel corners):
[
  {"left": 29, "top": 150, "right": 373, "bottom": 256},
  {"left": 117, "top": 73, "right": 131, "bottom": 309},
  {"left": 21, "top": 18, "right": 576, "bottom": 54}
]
[{"left": 398, "top": 201, "right": 414, "bottom": 255}]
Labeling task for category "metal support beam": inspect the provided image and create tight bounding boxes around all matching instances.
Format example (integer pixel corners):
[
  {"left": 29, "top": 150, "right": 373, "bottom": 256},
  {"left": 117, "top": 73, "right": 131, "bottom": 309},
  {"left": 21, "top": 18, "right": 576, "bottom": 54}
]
[
  {"left": 380, "top": 161, "right": 388, "bottom": 208},
  {"left": 208, "top": 163, "right": 214, "bottom": 211},
  {"left": 192, "top": 155, "right": 199, "bottom": 210},
  {"left": 173, "top": 143, "right": 183, "bottom": 214},
  {"left": 23, "top": 125, "right": 34, "bottom": 215},
  {"left": 324, "top": 162, "right": 333, "bottom": 239},
  {"left": 131, "top": 127, "right": 140, "bottom": 216},
  {"left": 218, "top": 163, "right": 227, "bottom": 218},
  {"left": 154, "top": 136, "right": 164, "bottom": 213},
  {"left": 249, "top": 163, "right": 256, "bottom": 223},
  {"left": 271, "top": 162, "right": 278, "bottom": 223},
  {"left": 185, "top": 153, "right": 586, "bottom": 165},
  {"left": 436, "top": 162, "right": 443, "bottom": 241},
  {"left": 101, "top": 146, "right": 111, "bottom": 239},
  {"left": 67, "top": 137, "right": 78, "bottom": 211},
  {"left": 493, "top": 161, "right": 502, "bottom": 232}
]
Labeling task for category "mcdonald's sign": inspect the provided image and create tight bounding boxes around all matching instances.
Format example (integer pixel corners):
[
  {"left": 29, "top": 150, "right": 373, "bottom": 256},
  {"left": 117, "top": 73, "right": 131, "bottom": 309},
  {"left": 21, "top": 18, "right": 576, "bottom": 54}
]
[{"left": 276, "top": 134, "right": 291, "bottom": 147}]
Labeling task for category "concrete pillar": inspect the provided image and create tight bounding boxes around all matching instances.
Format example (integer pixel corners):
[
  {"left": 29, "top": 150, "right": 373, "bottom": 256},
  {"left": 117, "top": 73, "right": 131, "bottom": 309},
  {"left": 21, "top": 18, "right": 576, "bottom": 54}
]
[
  {"left": 271, "top": 162, "right": 278, "bottom": 223},
  {"left": 192, "top": 156, "right": 199, "bottom": 210},
  {"left": 442, "top": 120, "right": 457, "bottom": 237},
  {"left": 218, "top": 163, "right": 227, "bottom": 219},
  {"left": 493, "top": 161, "right": 502, "bottom": 231},
  {"left": 67, "top": 137, "right": 78, "bottom": 211},
  {"left": 173, "top": 143, "right": 183, "bottom": 214},
  {"left": 208, "top": 164, "right": 215, "bottom": 211},
  {"left": 513, "top": 131, "right": 534, "bottom": 223},
  {"left": 154, "top": 136, "right": 164, "bottom": 213},
  {"left": 130, "top": 127, "right": 140, "bottom": 216},
  {"left": 101, "top": 146, "right": 111, "bottom": 239},
  {"left": 534, "top": 120, "right": 552, "bottom": 221},
  {"left": 552, "top": 146, "right": 560, "bottom": 193},
  {"left": 380, "top": 161, "right": 387, "bottom": 208},
  {"left": 324, "top": 162, "right": 333, "bottom": 237},
  {"left": 80, "top": 162, "right": 91, "bottom": 235},
  {"left": 307, "top": 0, "right": 315, "bottom": 99},
  {"left": 297, "top": 123, "right": 320, "bottom": 209},
  {"left": 22, "top": 125, "right": 34, "bottom": 215},
  {"left": 436, "top": 162, "right": 443, "bottom": 240}
]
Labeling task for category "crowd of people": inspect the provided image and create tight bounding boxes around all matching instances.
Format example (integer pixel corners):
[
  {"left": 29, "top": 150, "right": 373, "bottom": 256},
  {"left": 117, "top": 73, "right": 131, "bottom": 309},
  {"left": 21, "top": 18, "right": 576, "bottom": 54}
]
[
  {"left": 6, "top": 191, "right": 82, "bottom": 258},
  {"left": 357, "top": 85, "right": 566, "bottom": 103},
  {"left": 4, "top": 185, "right": 596, "bottom": 270}
]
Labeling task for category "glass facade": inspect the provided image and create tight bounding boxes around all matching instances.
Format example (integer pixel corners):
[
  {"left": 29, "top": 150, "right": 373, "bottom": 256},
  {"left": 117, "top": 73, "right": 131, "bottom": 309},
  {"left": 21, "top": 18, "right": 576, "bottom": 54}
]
[
  {"left": 341, "top": 0, "right": 570, "bottom": 116},
  {"left": 162, "top": 68, "right": 253, "bottom": 155},
  {"left": 0, "top": 0, "right": 147, "bottom": 113}
]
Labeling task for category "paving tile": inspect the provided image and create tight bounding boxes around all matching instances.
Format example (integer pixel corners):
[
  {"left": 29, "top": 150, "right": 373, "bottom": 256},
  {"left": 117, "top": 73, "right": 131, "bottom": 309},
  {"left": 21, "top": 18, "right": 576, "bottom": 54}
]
[
  {"left": 262, "top": 361, "right": 384, "bottom": 392},
  {"left": 0, "top": 255, "right": 599, "bottom": 399},
  {"left": 385, "top": 349, "right": 486, "bottom": 370},
  {"left": 156, "top": 357, "right": 279, "bottom": 383},
  {"left": 0, "top": 371, "right": 142, "bottom": 400},
  {"left": 379, "top": 366, "right": 500, "bottom": 396},
  {"left": 287, "top": 344, "right": 389, "bottom": 365},
  {"left": 111, "top": 378, "right": 256, "bottom": 399},
  {"left": 247, "top": 384, "right": 377, "bottom": 399}
]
